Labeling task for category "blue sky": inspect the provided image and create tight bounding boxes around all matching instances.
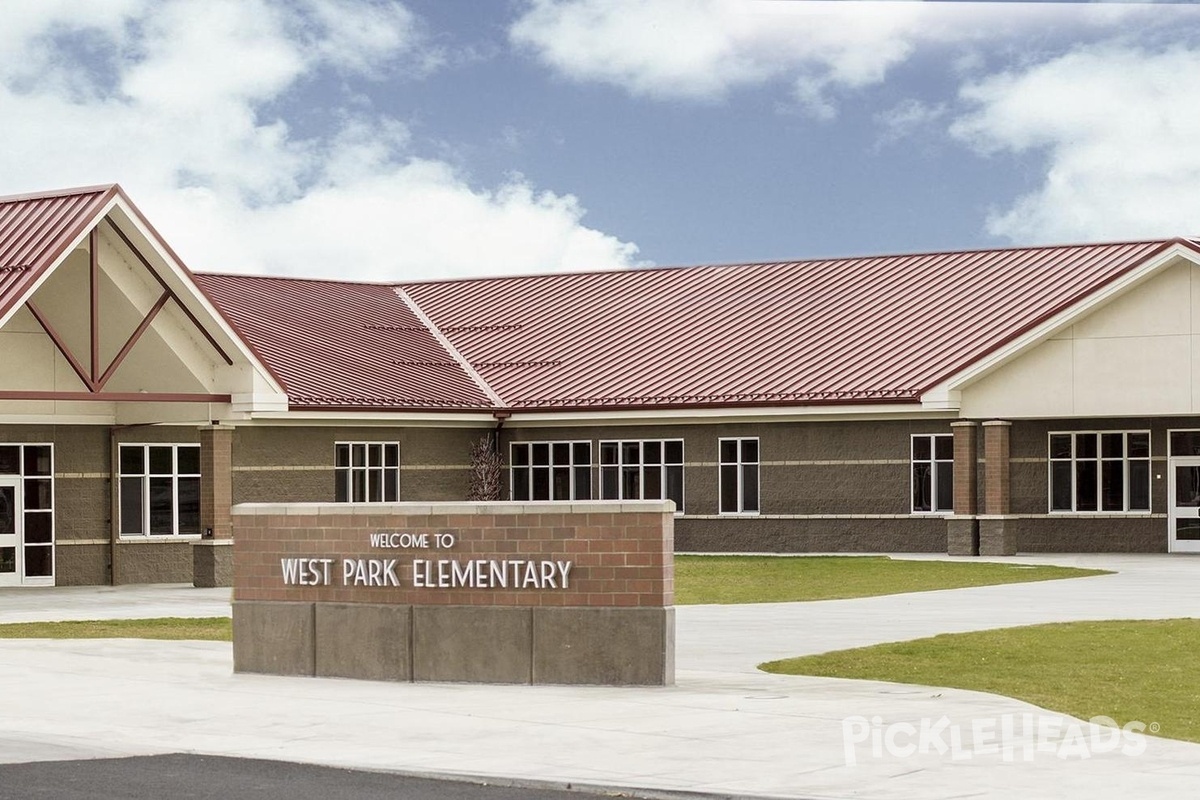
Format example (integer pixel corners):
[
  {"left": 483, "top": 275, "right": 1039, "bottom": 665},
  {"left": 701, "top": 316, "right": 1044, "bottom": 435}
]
[{"left": 1, "top": 1, "right": 1199, "bottom": 279}]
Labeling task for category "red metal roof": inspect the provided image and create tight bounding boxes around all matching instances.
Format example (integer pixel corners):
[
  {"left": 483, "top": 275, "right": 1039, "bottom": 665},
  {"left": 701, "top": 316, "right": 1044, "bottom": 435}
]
[
  {"left": 196, "top": 237, "right": 1192, "bottom": 413},
  {"left": 193, "top": 274, "right": 493, "bottom": 409},
  {"left": 399, "top": 239, "right": 1183, "bottom": 410},
  {"left": 2, "top": 185, "right": 1191, "bottom": 413},
  {"left": 5, "top": 186, "right": 1186, "bottom": 414},
  {"left": 0, "top": 185, "right": 117, "bottom": 320}
]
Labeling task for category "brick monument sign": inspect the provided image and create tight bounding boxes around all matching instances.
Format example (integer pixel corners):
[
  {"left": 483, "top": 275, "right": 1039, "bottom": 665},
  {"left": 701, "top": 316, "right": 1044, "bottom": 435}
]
[{"left": 231, "top": 501, "right": 675, "bottom": 685}]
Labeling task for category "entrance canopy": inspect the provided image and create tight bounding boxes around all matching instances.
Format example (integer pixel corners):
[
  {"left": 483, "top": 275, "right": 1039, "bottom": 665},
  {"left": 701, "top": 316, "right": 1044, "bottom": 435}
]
[{"left": 0, "top": 185, "right": 286, "bottom": 425}]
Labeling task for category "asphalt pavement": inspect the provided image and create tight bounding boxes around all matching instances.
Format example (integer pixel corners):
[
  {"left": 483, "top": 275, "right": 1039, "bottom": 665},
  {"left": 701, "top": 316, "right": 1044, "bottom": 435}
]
[{"left": 0, "top": 754, "right": 733, "bottom": 800}]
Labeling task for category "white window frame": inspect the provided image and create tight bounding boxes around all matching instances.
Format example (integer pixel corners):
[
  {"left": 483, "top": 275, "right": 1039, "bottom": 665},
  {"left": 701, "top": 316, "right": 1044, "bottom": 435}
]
[
  {"left": 718, "top": 437, "right": 759, "bottom": 515},
  {"left": 1048, "top": 430, "right": 1151, "bottom": 514},
  {"left": 118, "top": 444, "right": 201, "bottom": 538},
  {"left": 1168, "top": 429, "right": 1200, "bottom": 458},
  {"left": 335, "top": 442, "right": 400, "bottom": 503},
  {"left": 509, "top": 441, "right": 592, "bottom": 501},
  {"left": 599, "top": 439, "right": 685, "bottom": 513},
  {"left": 911, "top": 434, "right": 954, "bottom": 515},
  {"left": 0, "top": 443, "right": 55, "bottom": 583}
]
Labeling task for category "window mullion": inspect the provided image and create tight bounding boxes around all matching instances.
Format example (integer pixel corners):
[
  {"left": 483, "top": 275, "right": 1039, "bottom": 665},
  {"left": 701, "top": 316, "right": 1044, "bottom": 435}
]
[
  {"left": 732, "top": 449, "right": 738, "bottom": 513},
  {"left": 740, "top": 449, "right": 747, "bottom": 513},
  {"left": 931, "top": 456, "right": 937, "bottom": 512},
  {"left": 734, "top": 451, "right": 741, "bottom": 513},
  {"left": 172, "top": 447, "right": 179, "bottom": 535},
  {"left": 1123, "top": 433, "right": 1131, "bottom": 512},
  {"left": 1073, "top": 435, "right": 1080, "bottom": 512},
  {"left": 142, "top": 446, "right": 151, "bottom": 536}
]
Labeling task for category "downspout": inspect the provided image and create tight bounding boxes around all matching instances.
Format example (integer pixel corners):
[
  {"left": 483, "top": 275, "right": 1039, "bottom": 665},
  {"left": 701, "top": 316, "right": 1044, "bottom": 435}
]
[
  {"left": 491, "top": 410, "right": 511, "bottom": 452},
  {"left": 492, "top": 410, "right": 510, "bottom": 500}
]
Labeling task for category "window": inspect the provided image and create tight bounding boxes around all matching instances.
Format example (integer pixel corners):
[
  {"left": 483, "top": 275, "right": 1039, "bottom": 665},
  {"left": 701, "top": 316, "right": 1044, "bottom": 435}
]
[
  {"left": 119, "top": 444, "right": 200, "bottom": 537},
  {"left": 912, "top": 434, "right": 954, "bottom": 513},
  {"left": 599, "top": 440, "right": 684, "bottom": 511},
  {"left": 1170, "top": 430, "right": 1200, "bottom": 457},
  {"left": 1049, "top": 432, "right": 1150, "bottom": 513},
  {"left": 510, "top": 441, "right": 592, "bottom": 501},
  {"left": 719, "top": 438, "right": 759, "bottom": 514},
  {"left": 335, "top": 443, "right": 399, "bottom": 503}
]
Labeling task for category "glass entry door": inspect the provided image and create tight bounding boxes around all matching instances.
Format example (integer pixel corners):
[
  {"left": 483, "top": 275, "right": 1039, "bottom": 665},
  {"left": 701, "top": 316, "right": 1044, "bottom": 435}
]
[
  {"left": 1169, "top": 457, "right": 1200, "bottom": 553},
  {"left": 0, "top": 478, "right": 20, "bottom": 587}
]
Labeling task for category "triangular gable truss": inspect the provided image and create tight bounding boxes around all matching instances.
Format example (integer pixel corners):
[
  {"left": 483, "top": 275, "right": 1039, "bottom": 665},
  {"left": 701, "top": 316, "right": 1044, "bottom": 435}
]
[
  {"left": 0, "top": 185, "right": 287, "bottom": 407},
  {"left": 17, "top": 224, "right": 232, "bottom": 402}
]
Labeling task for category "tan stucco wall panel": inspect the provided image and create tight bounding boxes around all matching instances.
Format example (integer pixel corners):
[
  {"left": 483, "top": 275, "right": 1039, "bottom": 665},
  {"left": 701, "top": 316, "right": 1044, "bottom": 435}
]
[
  {"left": 0, "top": 331, "right": 54, "bottom": 391},
  {"left": 1072, "top": 261, "right": 1191, "bottom": 340},
  {"left": 961, "top": 259, "right": 1200, "bottom": 418},
  {"left": 961, "top": 338, "right": 1073, "bottom": 418},
  {"left": 1072, "top": 334, "right": 1190, "bottom": 416}
]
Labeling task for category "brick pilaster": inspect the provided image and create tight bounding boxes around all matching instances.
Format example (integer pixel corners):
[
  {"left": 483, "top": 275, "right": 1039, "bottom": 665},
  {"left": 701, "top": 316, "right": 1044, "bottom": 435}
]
[
  {"left": 951, "top": 421, "right": 979, "bottom": 515},
  {"left": 199, "top": 424, "right": 234, "bottom": 539},
  {"left": 982, "top": 420, "right": 1011, "bottom": 515}
]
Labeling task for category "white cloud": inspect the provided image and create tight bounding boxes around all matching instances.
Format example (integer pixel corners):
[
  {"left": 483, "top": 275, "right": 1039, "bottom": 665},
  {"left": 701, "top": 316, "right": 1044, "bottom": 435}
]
[
  {"left": 157, "top": 160, "right": 641, "bottom": 281},
  {"left": 874, "top": 99, "right": 948, "bottom": 150},
  {"left": 298, "top": 0, "right": 433, "bottom": 76},
  {"left": 950, "top": 45, "right": 1200, "bottom": 243},
  {"left": 509, "top": 0, "right": 1147, "bottom": 117},
  {"left": 0, "top": 0, "right": 640, "bottom": 279}
]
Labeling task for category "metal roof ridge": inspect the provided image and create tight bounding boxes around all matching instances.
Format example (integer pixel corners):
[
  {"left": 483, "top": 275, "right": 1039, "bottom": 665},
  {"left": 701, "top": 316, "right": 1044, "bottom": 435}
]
[
  {"left": 194, "top": 236, "right": 1186, "bottom": 292},
  {"left": 391, "top": 236, "right": 1180, "bottom": 289},
  {"left": 392, "top": 286, "right": 507, "bottom": 409},
  {"left": 195, "top": 270, "right": 399, "bottom": 287},
  {"left": 664, "top": 236, "right": 1180, "bottom": 272}
]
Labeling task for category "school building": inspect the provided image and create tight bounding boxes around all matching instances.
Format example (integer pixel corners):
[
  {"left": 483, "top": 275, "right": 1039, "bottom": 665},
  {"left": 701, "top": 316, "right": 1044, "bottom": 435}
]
[{"left": 2, "top": 184, "right": 1199, "bottom": 587}]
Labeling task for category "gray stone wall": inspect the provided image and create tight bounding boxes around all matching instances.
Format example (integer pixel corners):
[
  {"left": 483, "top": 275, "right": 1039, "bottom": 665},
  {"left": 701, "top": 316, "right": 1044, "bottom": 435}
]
[
  {"left": 231, "top": 425, "right": 479, "bottom": 504},
  {"left": 235, "top": 601, "right": 674, "bottom": 686},
  {"left": 1006, "top": 418, "right": 1173, "bottom": 552},
  {"left": 114, "top": 540, "right": 193, "bottom": 584},
  {"left": 54, "top": 543, "right": 110, "bottom": 586},
  {"left": 500, "top": 418, "right": 956, "bottom": 517},
  {"left": 1008, "top": 418, "right": 1171, "bottom": 515},
  {"left": 192, "top": 540, "right": 233, "bottom": 588},
  {"left": 502, "top": 419, "right": 955, "bottom": 552},
  {"left": 1015, "top": 517, "right": 1166, "bottom": 553},
  {"left": 676, "top": 516, "right": 946, "bottom": 553},
  {"left": 3, "top": 413, "right": 1193, "bottom": 588}
]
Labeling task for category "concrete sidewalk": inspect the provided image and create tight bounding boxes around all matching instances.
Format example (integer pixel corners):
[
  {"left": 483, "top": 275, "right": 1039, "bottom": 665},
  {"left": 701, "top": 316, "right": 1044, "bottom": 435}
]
[
  {"left": 2, "top": 554, "right": 1199, "bottom": 798},
  {"left": 0, "top": 583, "right": 232, "bottom": 624}
]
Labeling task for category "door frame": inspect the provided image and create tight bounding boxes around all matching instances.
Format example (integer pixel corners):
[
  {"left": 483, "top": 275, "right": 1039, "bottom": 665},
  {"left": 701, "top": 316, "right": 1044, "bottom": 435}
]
[
  {"left": 0, "top": 476, "right": 22, "bottom": 587},
  {"left": 1167, "top": 456, "right": 1200, "bottom": 553}
]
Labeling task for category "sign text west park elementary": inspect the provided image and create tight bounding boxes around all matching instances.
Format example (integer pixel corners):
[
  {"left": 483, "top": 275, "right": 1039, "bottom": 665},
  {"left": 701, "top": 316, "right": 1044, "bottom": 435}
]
[{"left": 279, "top": 530, "right": 573, "bottom": 590}]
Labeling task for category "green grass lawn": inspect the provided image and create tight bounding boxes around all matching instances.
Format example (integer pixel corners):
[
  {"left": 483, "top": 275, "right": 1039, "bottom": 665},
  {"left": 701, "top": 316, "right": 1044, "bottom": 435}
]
[
  {"left": 0, "top": 617, "right": 231, "bottom": 641},
  {"left": 762, "top": 619, "right": 1200, "bottom": 743},
  {"left": 674, "top": 555, "right": 1108, "bottom": 604}
]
